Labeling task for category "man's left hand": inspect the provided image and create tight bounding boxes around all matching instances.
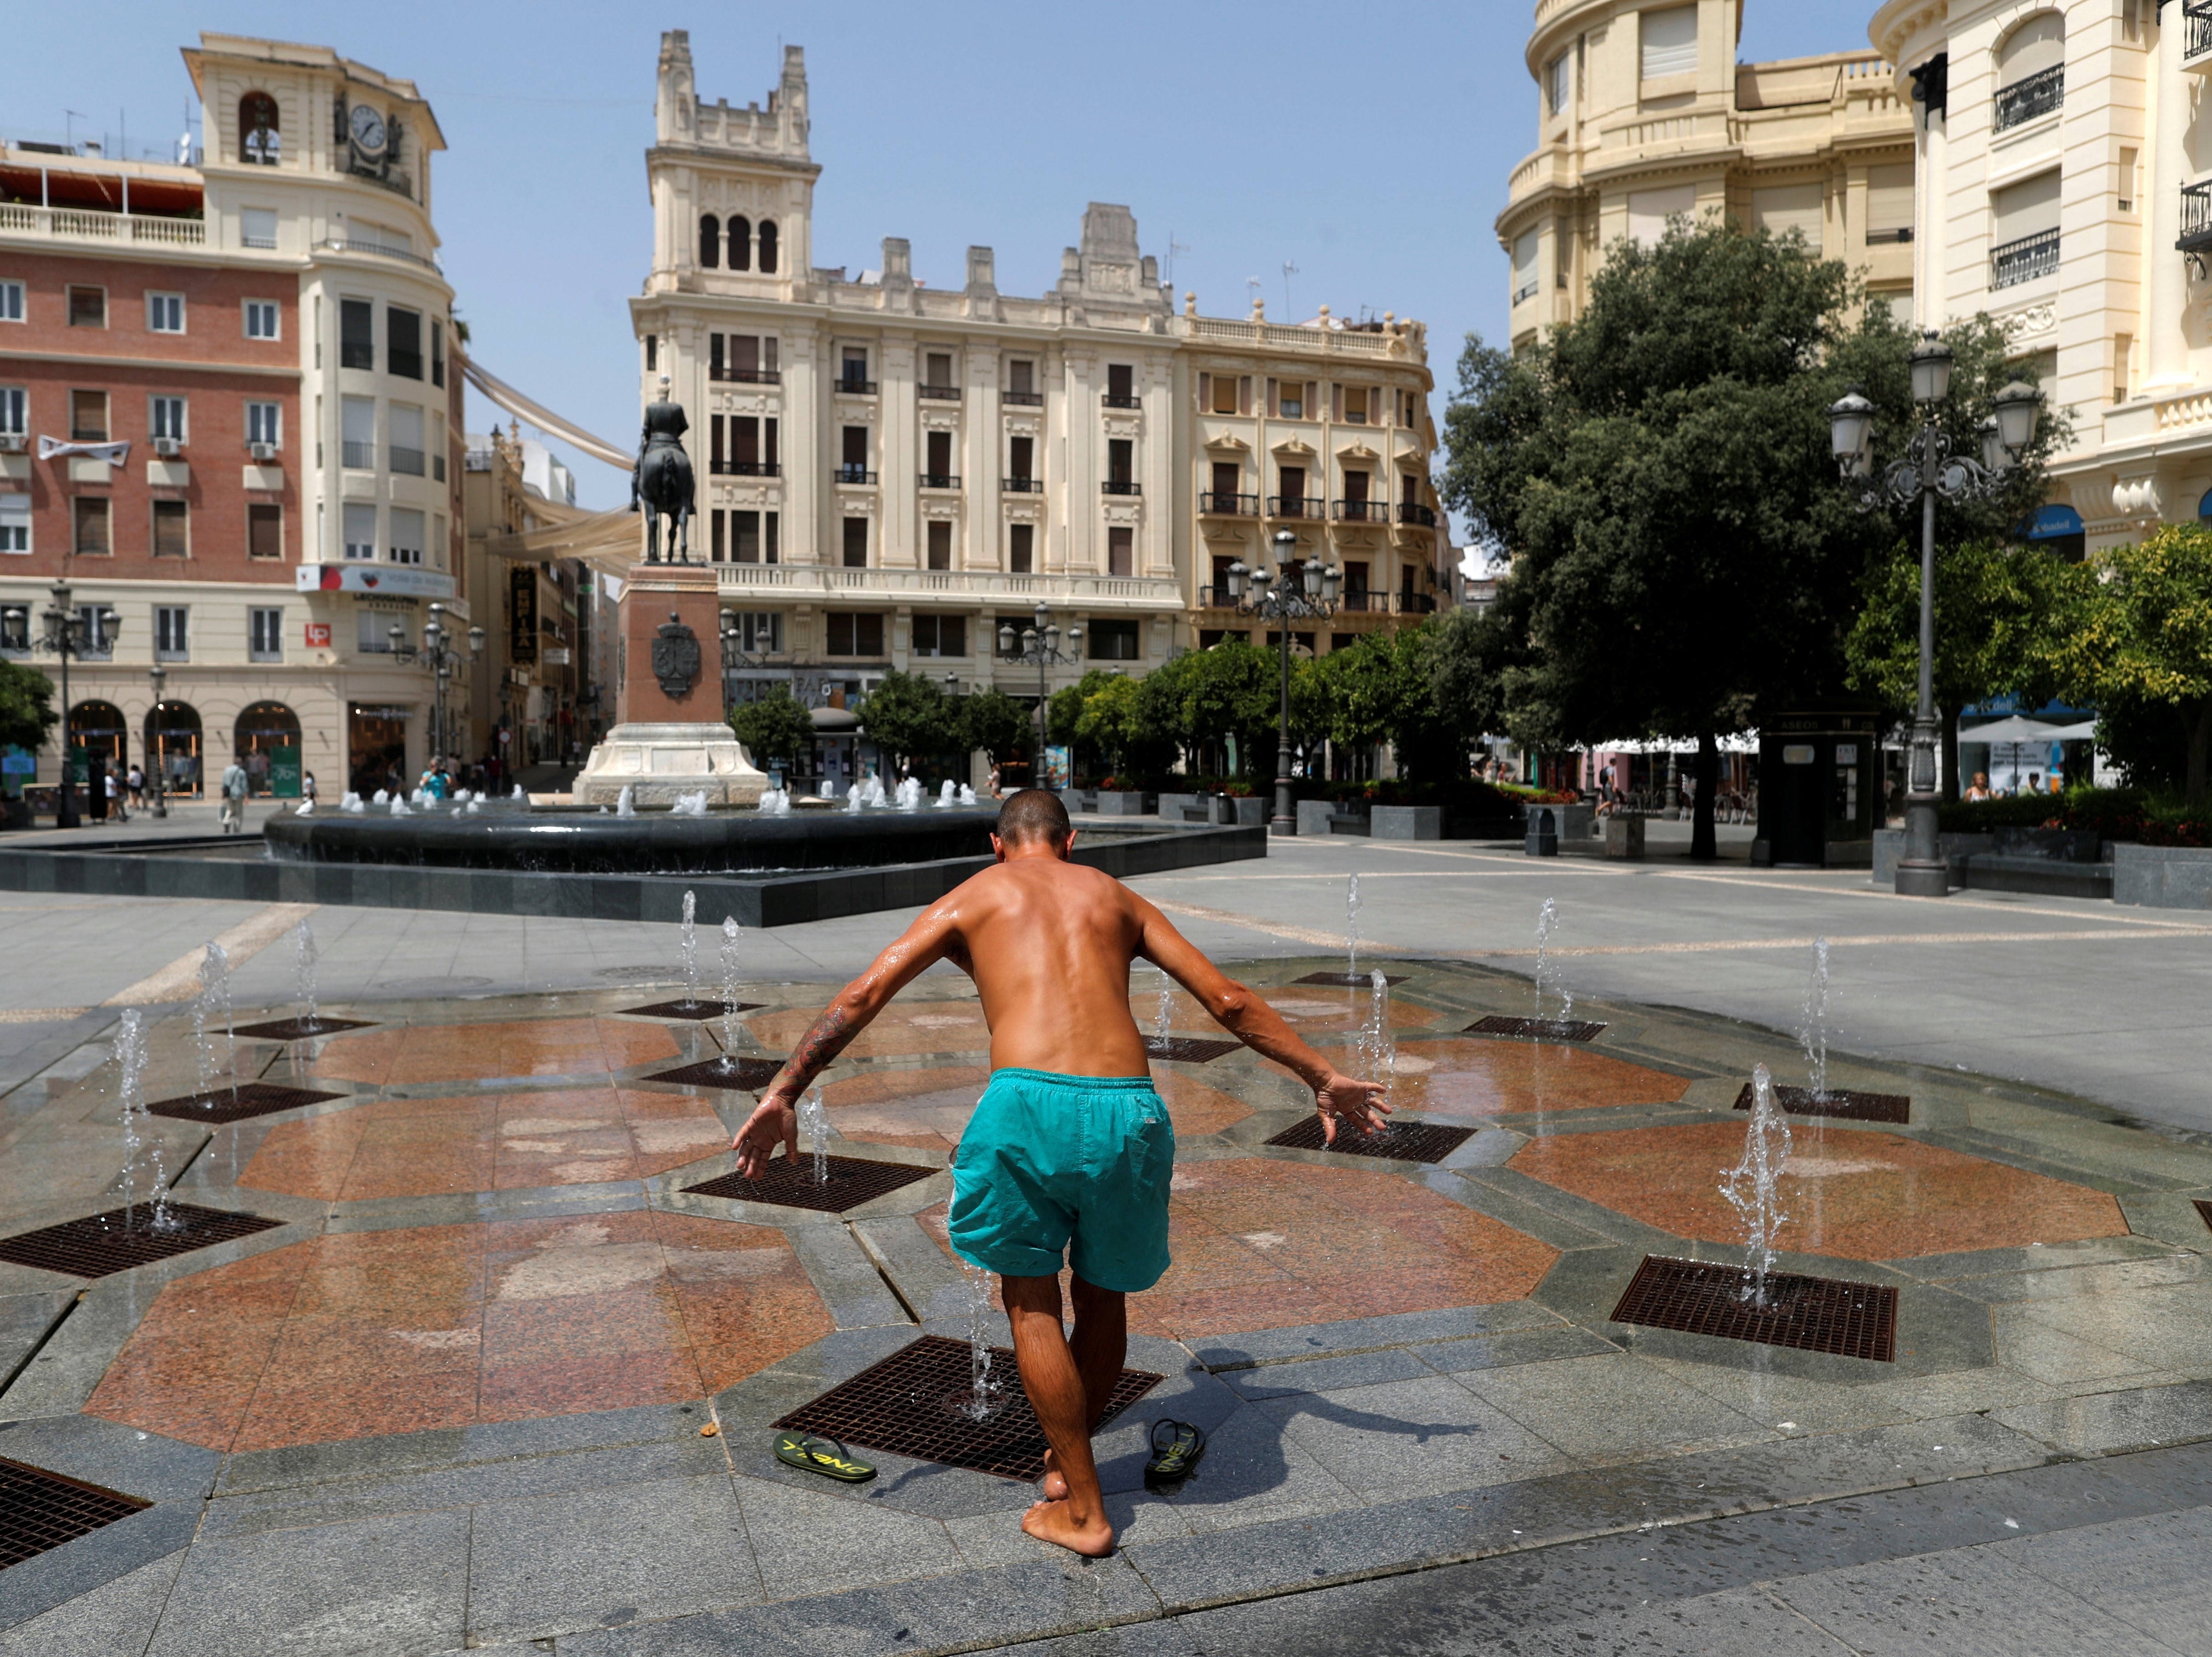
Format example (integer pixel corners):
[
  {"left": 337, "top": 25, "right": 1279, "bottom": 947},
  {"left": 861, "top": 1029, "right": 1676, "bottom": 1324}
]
[{"left": 731, "top": 1091, "right": 800, "bottom": 1178}]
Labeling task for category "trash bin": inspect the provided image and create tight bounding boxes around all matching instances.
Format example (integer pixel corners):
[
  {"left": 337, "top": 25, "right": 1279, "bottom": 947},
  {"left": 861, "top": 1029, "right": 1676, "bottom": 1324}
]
[{"left": 1526, "top": 806, "right": 1559, "bottom": 857}]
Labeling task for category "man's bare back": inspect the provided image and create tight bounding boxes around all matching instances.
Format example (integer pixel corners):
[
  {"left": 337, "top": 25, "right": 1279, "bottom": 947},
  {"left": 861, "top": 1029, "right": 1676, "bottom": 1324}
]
[{"left": 729, "top": 791, "right": 1386, "bottom": 1559}]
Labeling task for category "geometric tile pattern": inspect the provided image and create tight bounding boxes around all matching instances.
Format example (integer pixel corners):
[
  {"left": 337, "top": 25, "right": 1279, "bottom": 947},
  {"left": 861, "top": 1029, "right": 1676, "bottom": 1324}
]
[
  {"left": 773, "top": 1334, "right": 1162, "bottom": 1482},
  {"left": 0, "top": 1202, "right": 283, "bottom": 1279},
  {"left": 304, "top": 1017, "right": 682, "bottom": 1086},
  {"left": 1610, "top": 1253, "right": 1899, "bottom": 1362},
  {"left": 1387, "top": 1039, "right": 1690, "bottom": 1118},
  {"left": 0, "top": 1459, "right": 149, "bottom": 1568}
]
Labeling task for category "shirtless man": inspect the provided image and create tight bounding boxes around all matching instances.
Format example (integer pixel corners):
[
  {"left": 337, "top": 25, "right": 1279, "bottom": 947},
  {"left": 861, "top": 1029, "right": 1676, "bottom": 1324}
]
[{"left": 731, "top": 789, "right": 1388, "bottom": 1557}]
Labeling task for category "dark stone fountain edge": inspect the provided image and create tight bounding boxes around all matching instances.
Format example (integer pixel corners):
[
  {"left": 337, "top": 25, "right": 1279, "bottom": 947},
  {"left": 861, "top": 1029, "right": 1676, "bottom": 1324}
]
[{"left": 0, "top": 823, "right": 1266, "bottom": 928}]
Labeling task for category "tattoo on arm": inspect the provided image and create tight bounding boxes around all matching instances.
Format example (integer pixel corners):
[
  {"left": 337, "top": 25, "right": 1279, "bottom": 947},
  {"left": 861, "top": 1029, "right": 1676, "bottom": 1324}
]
[{"left": 779, "top": 1004, "right": 856, "bottom": 1093}]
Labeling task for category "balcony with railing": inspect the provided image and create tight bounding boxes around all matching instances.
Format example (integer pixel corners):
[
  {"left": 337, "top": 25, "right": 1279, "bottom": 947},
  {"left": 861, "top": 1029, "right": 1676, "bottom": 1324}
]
[
  {"left": 389, "top": 446, "right": 425, "bottom": 477},
  {"left": 1001, "top": 476, "right": 1043, "bottom": 492},
  {"left": 1101, "top": 479, "right": 1141, "bottom": 496},
  {"left": 2189, "top": 0, "right": 2212, "bottom": 65},
  {"left": 1268, "top": 495, "right": 1327, "bottom": 520},
  {"left": 341, "top": 440, "right": 377, "bottom": 470},
  {"left": 835, "top": 377, "right": 877, "bottom": 396},
  {"left": 1992, "top": 65, "right": 2063, "bottom": 134},
  {"left": 833, "top": 465, "right": 878, "bottom": 485},
  {"left": 2180, "top": 180, "right": 2212, "bottom": 260},
  {"left": 919, "top": 472, "right": 963, "bottom": 490},
  {"left": 1199, "top": 492, "right": 1259, "bottom": 516},
  {"left": 1396, "top": 502, "right": 1438, "bottom": 527},
  {"left": 1511, "top": 277, "right": 1540, "bottom": 306},
  {"left": 1991, "top": 228, "right": 2060, "bottom": 289},
  {"left": 1101, "top": 392, "right": 1141, "bottom": 409},
  {"left": 0, "top": 203, "right": 207, "bottom": 248},
  {"left": 1332, "top": 499, "right": 1389, "bottom": 523},
  {"left": 709, "top": 365, "right": 780, "bottom": 384},
  {"left": 711, "top": 460, "right": 782, "bottom": 477},
  {"left": 1002, "top": 389, "right": 1044, "bottom": 406},
  {"left": 317, "top": 237, "right": 443, "bottom": 274},
  {"left": 716, "top": 564, "right": 1181, "bottom": 609},
  {"left": 918, "top": 384, "right": 961, "bottom": 402}
]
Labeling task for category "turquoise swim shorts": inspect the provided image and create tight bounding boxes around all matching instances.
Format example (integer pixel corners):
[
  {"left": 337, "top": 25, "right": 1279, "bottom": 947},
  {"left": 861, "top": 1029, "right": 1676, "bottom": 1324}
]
[{"left": 947, "top": 1067, "right": 1173, "bottom": 1293}]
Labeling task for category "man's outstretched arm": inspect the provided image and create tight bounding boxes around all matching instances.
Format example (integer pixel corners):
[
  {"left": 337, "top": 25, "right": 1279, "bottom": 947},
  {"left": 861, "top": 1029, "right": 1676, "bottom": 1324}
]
[
  {"left": 1132, "top": 898, "right": 1389, "bottom": 1144},
  {"left": 729, "top": 896, "right": 963, "bottom": 1176}
]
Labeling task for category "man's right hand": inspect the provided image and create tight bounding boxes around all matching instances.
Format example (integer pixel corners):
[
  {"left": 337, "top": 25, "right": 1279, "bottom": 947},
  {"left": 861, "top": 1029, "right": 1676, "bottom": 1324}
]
[
  {"left": 1314, "top": 1072, "right": 1391, "bottom": 1145},
  {"left": 731, "top": 1090, "right": 800, "bottom": 1179}
]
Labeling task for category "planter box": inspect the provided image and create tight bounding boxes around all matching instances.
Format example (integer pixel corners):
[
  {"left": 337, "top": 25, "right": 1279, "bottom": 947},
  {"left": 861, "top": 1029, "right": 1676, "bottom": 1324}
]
[
  {"left": 1058, "top": 789, "right": 1098, "bottom": 814},
  {"left": 1603, "top": 814, "right": 1645, "bottom": 859},
  {"left": 1370, "top": 805, "right": 1442, "bottom": 841},
  {"left": 1215, "top": 795, "right": 1265, "bottom": 826},
  {"left": 1295, "top": 800, "right": 1367, "bottom": 837},
  {"left": 1155, "top": 792, "right": 1208, "bottom": 823},
  {"left": 2113, "top": 843, "right": 2212, "bottom": 909},
  {"left": 1093, "top": 791, "right": 1153, "bottom": 817}
]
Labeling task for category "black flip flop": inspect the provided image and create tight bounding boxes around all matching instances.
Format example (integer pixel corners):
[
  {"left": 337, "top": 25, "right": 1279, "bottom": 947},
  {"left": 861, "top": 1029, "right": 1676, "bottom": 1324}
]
[
  {"left": 773, "top": 1430, "right": 876, "bottom": 1483},
  {"left": 1144, "top": 1419, "right": 1207, "bottom": 1488}
]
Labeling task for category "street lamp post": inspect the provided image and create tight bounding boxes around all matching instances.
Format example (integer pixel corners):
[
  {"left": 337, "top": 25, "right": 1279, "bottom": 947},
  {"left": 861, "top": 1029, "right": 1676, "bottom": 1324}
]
[
  {"left": 1829, "top": 333, "right": 2042, "bottom": 897},
  {"left": 1225, "top": 528, "right": 1341, "bottom": 835},
  {"left": 36, "top": 581, "right": 121, "bottom": 830},
  {"left": 147, "top": 663, "right": 168, "bottom": 819},
  {"left": 997, "top": 600, "right": 1084, "bottom": 787},
  {"left": 388, "top": 601, "right": 486, "bottom": 779}
]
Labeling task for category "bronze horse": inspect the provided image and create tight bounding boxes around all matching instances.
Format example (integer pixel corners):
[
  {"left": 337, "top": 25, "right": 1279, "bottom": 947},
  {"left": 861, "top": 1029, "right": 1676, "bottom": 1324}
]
[{"left": 629, "top": 388, "right": 695, "bottom": 564}]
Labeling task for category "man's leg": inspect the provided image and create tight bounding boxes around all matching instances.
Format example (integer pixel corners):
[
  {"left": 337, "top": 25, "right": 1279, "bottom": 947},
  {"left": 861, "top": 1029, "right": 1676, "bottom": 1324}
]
[
  {"left": 1040, "top": 1275, "right": 1127, "bottom": 1499},
  {"left": 1001, "top": 1273, "right": 1114, "bottom": 1557}
]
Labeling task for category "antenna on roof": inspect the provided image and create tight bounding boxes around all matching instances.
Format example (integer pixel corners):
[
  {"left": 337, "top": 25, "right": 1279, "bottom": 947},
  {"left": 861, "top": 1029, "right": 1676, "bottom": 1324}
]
[
  {"left": 1166, "top": 232, "right": 1191, "bottom": 287},
  {"left": 1282, "top": 260, "right": 1300, "bottom": 318}
]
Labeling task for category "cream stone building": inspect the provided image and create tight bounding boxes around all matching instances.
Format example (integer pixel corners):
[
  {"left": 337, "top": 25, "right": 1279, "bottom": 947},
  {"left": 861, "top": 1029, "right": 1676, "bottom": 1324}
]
[
  {"left": 631, "top": 32, "right": 1446, "bottom": 736},
  {"left": 1867, "top": 0, "right": 2204, "bottom": 559},
  {"left": 0, "top": 32, "right": 467, "bottom": 804},
  {"left": 1496, "top": 0, "right": 1916, "bottom": 351}
]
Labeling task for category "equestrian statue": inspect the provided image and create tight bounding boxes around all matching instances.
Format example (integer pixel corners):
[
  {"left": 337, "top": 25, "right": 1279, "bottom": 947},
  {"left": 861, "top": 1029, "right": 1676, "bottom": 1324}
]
[{"left": 629, "top": 375, "right": 695, "bottom": 564}]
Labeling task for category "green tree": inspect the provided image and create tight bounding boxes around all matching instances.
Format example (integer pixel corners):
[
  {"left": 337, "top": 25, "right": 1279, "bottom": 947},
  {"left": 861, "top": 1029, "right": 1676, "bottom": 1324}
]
[
  {"left": 1844, "top": 538, "right": 2068, "bottom": 802},
  {"left": 2053, "top": 525, "right": 2212, "bottom": 804},
  {"left": 0, "top": 660, "right": 58, "bottom": 758},
  {"left": 855, "top": 670, "right": 955, "bottom": 773},
  {"left": 1441, "top": 216, "right": 2062, "bottom": 858},
  {"left": 955, "top": 687, "right": 1029, "bottom": 769},
  {"left": 725, "top": 688, "right": 815, "bottom": 771}
]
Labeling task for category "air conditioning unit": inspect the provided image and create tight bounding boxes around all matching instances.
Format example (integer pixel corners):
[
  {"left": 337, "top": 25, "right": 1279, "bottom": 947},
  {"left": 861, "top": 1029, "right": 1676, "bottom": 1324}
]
[
  {"left": 152, "top": 437, "right": 181, "bottom": 457},
  {"left": 0, "top": 432, "right": 25, "bottom": 453},
  {"left": 248, "top": 441, "right": 278, "bottom": 461}
]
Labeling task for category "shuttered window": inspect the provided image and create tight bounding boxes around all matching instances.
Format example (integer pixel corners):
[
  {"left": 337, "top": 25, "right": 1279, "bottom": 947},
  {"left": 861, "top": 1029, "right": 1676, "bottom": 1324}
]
[{"left": 1640, "top": 7, "right": 1697, "bottom": 78}]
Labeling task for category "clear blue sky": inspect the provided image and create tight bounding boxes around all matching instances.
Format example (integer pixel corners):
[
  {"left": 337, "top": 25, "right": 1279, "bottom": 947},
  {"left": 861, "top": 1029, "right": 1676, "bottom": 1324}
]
[{"left": 11, "top": 1, "right": 1875, "bottom": 510}]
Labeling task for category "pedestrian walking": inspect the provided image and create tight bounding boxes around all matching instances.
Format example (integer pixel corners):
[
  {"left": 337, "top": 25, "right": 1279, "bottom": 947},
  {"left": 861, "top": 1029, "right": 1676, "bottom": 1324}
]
[
  {"left": 107, "top": 764, "right": 128, "bottom": 823},
  {"left": 302, "top": 771, "right": 318, "bottom": 805},
  {"left": 219, "top": 756, "right": 249, "bottom": 834},
  {"left": 126, "top": 763, "right": 145, "bottom": 812}
]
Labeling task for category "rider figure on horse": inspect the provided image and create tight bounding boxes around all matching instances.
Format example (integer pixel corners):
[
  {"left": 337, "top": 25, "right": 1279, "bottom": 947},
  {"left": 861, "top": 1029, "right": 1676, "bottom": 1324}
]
[{"left": 630, "top": 374, "right": 696, "bottom": 564}]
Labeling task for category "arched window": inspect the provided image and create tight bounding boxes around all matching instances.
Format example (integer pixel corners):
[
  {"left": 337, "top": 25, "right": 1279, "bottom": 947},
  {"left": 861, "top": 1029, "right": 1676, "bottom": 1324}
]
[
  {"left": 68, "top": 700, "right": 128, "bottom": 772},
  {"left": 239, "top": 92, "right": 280, "bottom": 166},
  {"left": 145, "top": 700, "right": 204, "bottom": 797},
  {"left": 1993, "top": 12, "right": 2064, "bottom": 130},
  {"left": 698, "top": 213, "right": 721, "bottom": 269},
  {"left": 728, "top": 215, "right": 752, "bottom": 272},
  {"left": 236, "top": 701, "right": 302, "bottom": 798},
  {"left": 758, "top": 219, "right": 779, "bottom": 274}
]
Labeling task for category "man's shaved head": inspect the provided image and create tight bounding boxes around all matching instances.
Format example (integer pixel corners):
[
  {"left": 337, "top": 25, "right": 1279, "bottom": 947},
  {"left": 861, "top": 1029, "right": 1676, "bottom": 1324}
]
[{"left": 995, "top": 788, "right": 1072, "bottom": 847}]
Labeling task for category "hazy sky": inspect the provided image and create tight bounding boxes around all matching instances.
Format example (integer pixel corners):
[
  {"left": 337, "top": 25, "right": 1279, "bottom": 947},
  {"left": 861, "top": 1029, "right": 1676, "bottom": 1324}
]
[{"left": 10, "top": 2, "right": 1877, "bottom": 510}]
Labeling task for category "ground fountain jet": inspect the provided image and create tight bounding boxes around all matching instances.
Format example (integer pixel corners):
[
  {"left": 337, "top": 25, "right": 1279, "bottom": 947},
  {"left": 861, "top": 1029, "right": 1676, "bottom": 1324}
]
[
  {"left": 1151, "top": 962, "right": 1175, "bottom": 1047},
  {"left": 115, "top": 1009, "right": 182, "bottom": 1235},
  {"left": 1357, "top": 967, "right": 1397, "bottom": 1146},
  {"left": 716, "top": 916, "right": 743, "bottom": 1067},
  {"left": 679, "top": 891, "right": 700, "bottom": 1008},
  {"left": 799, "top": 1084, "right": 829, "bottom": 1185},
  {"left": 1798, "top": 937, "right": 1832, "bottom": 1101},
  {"left": 293, "top": 920, "right": 323, "bottom": 1032},
  {"left": 950, "top": 1261, "right": 1004, "bottom": 1422},
  {"left": 191, "top": 943, "right": 238, "bottom": 1104},
  {"left": 1531, "top": 898, "right": 1575, "bottom": 1033},
  {"left": 1720, "top": 1063, "right": 1793, "bottom": 1307}
]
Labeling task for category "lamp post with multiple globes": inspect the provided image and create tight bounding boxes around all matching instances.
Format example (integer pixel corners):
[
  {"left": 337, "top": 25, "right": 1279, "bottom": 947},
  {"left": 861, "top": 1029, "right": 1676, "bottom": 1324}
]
[{"left": 1223, "top": 528, "right": 1341, "bottom": 835}]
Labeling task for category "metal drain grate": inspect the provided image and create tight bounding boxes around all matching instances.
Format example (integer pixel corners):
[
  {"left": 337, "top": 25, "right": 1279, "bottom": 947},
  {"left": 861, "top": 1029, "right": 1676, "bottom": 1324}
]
[
  {"left": 2194, "top": 1199, "right": 2212, "bottom": 1234},
  {"left": 147, "top": 1083, "right": 347, "bottom": 1124},
  {"left": 685, "top": 1153, "right": 936, "bottom": 1214},
  {"left": 0, "top": 1459, "right": 150, "bottom": 1568},
  {"left": 230, "top": 1016, "right": 375, "bottom": 1042},
  {"left": 1292, "top": 971, "right": 1408, "bottom": 988},
  {"left": 775, "top": 1334, "right": 1163, "bottom": 1481},
  {"left": 1464, "top": 1015, "right": 1607, "bottom": 1043},
  {"left": 0, "top": 1203, "right": 283, "bottom": 1279},
  {"left": 1734, "top": 1082, "right": 1910, "bottom": 1125},
  {"left": 1264, "top": 1115, "right": 1475, "bottom": 1164},
  {"left": 618, "top": 999, "right": 765, "bottom": 1022},
  {"left": 645, "top": 1056, "right": 785, "bottom": 1091},
  {"left": 1610, "top": 1254, "right": 1898, "bottom": 1362},
  {"left": 1144, "top": 1035, "right": 1241, "bottom": 1064}
]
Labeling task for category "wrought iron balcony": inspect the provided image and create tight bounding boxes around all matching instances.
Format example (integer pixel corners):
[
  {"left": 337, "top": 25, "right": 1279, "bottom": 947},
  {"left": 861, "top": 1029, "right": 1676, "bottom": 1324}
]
[
  {"left": 388, "top": 445, "right": 426, "bottom": 476},
  {"left": 1001, "top": 476, "right": 1043, "bottom": 492},
  {"left": 918, "top": 385, "right": 962, "bottom": 401},
  {"left": 2180, "top": 180, "right": 2212, "bottom": 260},
  {"left": 1511, "top": 278, "right": 1539, "bottom": 305},
  {"left": 1199, "top": 491, "right": 1258, "bottom": 516},
  {"left": 1332, "top": 499, "right": 1389, "bottom": 522},
  {"left": 919, "top": 472, "right": 963, "bottom": 490},
  {"left": 711, "top": 460, "right": 782, "bottom": 476},
  {"left": 1101, "top": 392, "right": 1141, "bottom": 409},
  {"left": 1992, "top": 64, "right": 2062, "bottom": 133},
  {"left": 2190, "top": 0, "right": 2212, "bottom": 64},
  {"left": 1002, "top": 389, "right": 1044, "bottom": 406},
  {"left": 833, "top": 465, "right": 877, "bottom": 485},
  {"left": 1100, "top": 479, "right": 1141, "bottom": 496},
  {"left": 1990, "top": 228, "right": 2060, "bottom": 289},
  {"left": 341, "top": 440, "right": 377, "bottom": 469},
  {"left": 836, "top": 377, "right": 877, "bottom": 396},
  {"left": 1338, "top": 590, "right": 1381, "bottom": 613},
  {"left": 1396, "top": 502, "right": 1438, "bottom": 528},
  {"left": 710, "top": 366, "right": 780, "bottom": 384},
  {"left": 1268, "top": 496, "right": 1327, "bottom": 520}
]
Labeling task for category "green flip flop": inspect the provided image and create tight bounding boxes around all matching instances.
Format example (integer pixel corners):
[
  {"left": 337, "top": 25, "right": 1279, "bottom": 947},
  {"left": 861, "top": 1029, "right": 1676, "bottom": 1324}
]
[
  {"left": 1143, "top": 1419, "right": 1207, "bottom": 1489},
  {"left": 773, "top": 1431, "right": 877, "bottom": 1483}
]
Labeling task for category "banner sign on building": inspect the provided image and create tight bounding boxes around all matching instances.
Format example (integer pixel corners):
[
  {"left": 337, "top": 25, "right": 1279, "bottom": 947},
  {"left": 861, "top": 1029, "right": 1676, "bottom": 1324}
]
[
  {"left": 296, "top": 564, "right": 456, "bottom": 599},
  {"left": 510, "top": 566, "right": 538, "bottom": 665}
]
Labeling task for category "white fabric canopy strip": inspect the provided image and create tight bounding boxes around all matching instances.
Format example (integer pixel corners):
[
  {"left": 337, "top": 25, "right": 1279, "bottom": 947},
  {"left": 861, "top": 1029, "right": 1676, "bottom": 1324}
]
[{"left": 457, "top": 350, "right": 631, "bottom": 471}]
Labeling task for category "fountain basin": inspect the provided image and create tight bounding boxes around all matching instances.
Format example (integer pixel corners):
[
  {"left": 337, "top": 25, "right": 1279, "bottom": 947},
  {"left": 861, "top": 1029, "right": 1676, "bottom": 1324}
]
[{"left": 264, "top": 808, "right": 1005, "bottom": 875}]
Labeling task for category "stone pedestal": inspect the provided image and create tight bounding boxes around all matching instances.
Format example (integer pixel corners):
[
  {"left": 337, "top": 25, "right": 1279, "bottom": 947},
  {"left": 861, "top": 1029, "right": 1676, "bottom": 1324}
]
[{"left": 576, "top": 561, "right": 767, "bottom": 808}]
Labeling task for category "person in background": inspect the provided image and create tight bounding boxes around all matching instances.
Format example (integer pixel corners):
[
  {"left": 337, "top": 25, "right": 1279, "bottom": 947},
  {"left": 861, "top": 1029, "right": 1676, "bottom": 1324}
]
[
  {"left": 302, "top": 771, "right": 319, "bottom": 805},
  {"left": 106, "top": 762, "right": 128, "bottom": 823},
  {"left": 1964, "top": 772, "right": 1994, "bottom": 802},
  {"left": 219, "top": 755, "right": 249, "bottom": 834},
  {"left": 87, "top": 759, "right": 109, "bottom": 824},
  {"left": 126, "top": 762, "right": 145, "bottom": 813}
]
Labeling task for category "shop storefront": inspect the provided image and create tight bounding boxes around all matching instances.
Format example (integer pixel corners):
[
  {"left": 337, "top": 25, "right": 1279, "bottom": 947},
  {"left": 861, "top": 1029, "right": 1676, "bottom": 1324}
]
[{"left": 348, "top": 703, "right": 412, "bottom": 797}]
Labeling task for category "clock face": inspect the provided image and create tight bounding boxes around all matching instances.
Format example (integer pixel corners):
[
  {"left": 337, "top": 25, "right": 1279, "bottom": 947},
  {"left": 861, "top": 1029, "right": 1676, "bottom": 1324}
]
[{"left": 349, "top": 104, "right": 386, "bottom": 152}]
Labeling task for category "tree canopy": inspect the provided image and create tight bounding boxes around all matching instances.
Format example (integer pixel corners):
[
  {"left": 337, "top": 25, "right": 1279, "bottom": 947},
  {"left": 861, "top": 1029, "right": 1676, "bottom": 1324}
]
[
  {"left": 0, "top": 661, "right": 57, "bottom": 756},
  {"left": 2053, "top": 525, "right": 2212, "bottom": 804},
  {"left": 725, "top": 687, "right": 815, "bottom": 770},
  {"left": 855, "top": 670, "right": 957, "bottom": 770},
  {"left": 1440, "top": 215, "right": 2061, "bottom": 855}
]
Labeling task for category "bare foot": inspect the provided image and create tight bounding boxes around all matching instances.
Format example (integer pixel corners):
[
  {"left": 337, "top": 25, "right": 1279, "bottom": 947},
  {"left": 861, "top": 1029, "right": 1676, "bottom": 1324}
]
[
  {"left": 1039, "top": 1447, "right": 1069, "bottom": 1502},
  {"left": 1022, "top": 1498, "right": 1113, "bottom": 1557}
]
